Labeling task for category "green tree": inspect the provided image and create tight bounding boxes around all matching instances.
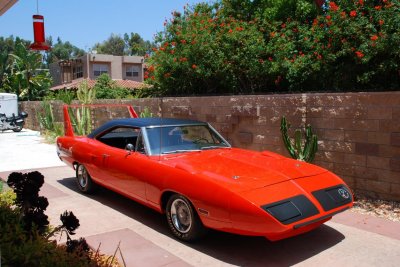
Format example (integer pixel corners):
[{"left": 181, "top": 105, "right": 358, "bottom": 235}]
[
  {"left": 44, "top": 37, "right": 85, "bottom": 67},
  {"left": 92, "top": 34, "right": 126, "bottom": 56},
  {"left": 124, "top": 32, "right": 153, "bottom": 56},
  {"left": 221, "top": 0, "right": 319, "bottom": 22},
  {"left": 0, "top": 36, "right": 30, "bottom": 92},
  {"left": 10, "top": 42, "right": 52, "bottom": 100}
]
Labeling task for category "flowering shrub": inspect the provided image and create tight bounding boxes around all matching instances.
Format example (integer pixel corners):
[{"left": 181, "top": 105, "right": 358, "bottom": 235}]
[{"left": 146, "top": 0, "right": 399, "bottom": 94}]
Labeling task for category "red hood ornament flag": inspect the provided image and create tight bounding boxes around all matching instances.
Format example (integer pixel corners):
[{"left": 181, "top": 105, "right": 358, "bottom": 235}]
[{"left": 29, "top": 14, "right": 51, "bottom": 51}]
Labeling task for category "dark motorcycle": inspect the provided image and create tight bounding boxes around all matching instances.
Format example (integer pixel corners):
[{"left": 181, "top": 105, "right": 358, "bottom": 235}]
[{"left": 0, "top": 112, "right": 28, "bottom": 132}]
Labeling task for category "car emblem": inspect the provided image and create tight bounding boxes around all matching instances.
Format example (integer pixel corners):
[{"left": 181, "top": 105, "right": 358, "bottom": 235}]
[{"left": 338, "top": 188, "right": 350, "bottom": 199}]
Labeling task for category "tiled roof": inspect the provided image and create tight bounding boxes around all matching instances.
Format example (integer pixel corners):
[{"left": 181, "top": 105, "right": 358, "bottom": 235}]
[{"left": 50, "top": 78, "right": 145, "bottom": 91}]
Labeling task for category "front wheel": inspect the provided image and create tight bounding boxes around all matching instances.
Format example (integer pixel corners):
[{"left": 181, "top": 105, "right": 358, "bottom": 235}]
[
  {"left": 75, "top": 164, "right": 96, "bottom": 193},
  {"left": 12, "top": 122, "right": 23, "bottom": 132},
  {"left": 166, "top": 194, "right": 206, "bottom": 241}
]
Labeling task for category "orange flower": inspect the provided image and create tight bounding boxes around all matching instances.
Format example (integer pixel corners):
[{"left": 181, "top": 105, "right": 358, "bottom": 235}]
[
  {"left": 192, "top": 64, "right": 197, "bottom": 69},
  {"left": 370, "top": 35, "right": 378, "bottom": 41},
  {"left": 379, "top": 19, "right": 384, "bottom": 25},
  {"left": 355, "top": 51, "right": 364, "bottom": 58},
  {"left": 350, "top": 10, "right": 357, "bottom": 17},
  {"left": 329, "top": 2, "right": 339, "bottom": 11},
  {"left": 374, "top": 6, "right": 382, "bottom": 10}
]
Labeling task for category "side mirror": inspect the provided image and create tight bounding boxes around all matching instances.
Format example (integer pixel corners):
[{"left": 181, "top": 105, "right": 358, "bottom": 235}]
[{"left": 125, "top": 143, "right": 135, "bottom": 155}]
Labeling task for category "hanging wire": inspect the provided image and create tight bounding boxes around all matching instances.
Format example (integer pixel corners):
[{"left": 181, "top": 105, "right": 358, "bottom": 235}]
[{"left": 36, "top": 0, "right": 39, "bottom": 14}]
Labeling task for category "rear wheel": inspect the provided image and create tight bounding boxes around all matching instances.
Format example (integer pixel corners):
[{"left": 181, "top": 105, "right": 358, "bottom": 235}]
[
  {"left": 166, "top": 194, "right": 206, "bottom": 241},
  {"left": 75, "top": 164, "right": 95, "bottom": 193}
]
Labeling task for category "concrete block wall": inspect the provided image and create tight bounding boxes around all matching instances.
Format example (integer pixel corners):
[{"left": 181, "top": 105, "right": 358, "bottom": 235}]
[{"left": 20, "top": 92, "right": 400, "bottom": 201}]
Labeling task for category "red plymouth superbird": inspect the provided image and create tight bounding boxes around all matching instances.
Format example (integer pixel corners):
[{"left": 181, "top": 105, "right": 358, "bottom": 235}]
[{"left": 57, "top": 105, "right": 353, "bottom": 241}]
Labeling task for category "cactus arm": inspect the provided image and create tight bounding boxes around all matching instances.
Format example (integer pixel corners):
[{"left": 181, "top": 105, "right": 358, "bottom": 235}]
[
  {"left": 280, "top": 116, "right": 297, "bottom": 159},
  {"left": 294, "top": 129, "right": 303, "bottom": 160}
]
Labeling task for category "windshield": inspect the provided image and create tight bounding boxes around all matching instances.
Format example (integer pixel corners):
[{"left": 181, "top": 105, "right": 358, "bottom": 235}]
[{"left": 146, "top": 124, "right": 230, "bottom": 155}]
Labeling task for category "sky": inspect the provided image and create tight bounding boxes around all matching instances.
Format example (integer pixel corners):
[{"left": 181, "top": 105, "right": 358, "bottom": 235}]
[{"left": 0, "top": 0, "right": 206, "bottom": 51}]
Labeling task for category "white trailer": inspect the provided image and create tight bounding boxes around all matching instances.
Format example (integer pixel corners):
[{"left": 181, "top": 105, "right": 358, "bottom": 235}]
[{"left": 0, "top": 93, "right": 18, "bottom": 117}]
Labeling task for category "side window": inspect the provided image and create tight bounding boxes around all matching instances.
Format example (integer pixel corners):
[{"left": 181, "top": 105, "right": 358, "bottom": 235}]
[{"left": 97, "top": 127, "right": 139, "bottom": 150}]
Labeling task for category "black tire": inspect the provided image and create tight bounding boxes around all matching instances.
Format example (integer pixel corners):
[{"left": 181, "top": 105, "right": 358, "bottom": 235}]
[
  {"left": 166, "top": 194, "right": 206, "bottom": 241},
  {"left": 75, "top": 164, "right": 96, "bottom": 193},
  {"left": 12, "top": 123, "right": 23, "bottom": 132}
]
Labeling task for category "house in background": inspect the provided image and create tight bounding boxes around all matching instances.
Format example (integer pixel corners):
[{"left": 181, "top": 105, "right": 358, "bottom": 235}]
[{"left": 49, "top": 54, "right": 145, "bottom": 91}]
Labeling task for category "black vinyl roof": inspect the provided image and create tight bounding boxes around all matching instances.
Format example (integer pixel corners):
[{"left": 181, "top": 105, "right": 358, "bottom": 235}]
[{"left": 88, "top": 118, "right": 207, "bottom": 138}]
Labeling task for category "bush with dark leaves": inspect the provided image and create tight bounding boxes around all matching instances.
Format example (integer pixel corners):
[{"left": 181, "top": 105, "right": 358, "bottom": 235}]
[
  {"left": 1, "top": 171, "right": 112, "bottom": 266},
  {"left": 60, "top": 210, "right": 80, "bottom": 235},
  {"left": 7, "top": 171, "right": 49, "bottom": 233}
]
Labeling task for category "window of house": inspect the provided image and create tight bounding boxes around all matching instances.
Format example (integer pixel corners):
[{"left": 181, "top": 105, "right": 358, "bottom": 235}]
[
  {"left": 93, "top": 64, "right": 109, "bottom": 77},
  {"left": 126, "top": 65, "right": 140, "bottom": 77},
  {"left": 73, "top": 65, "right": 83, "bottom": 79}
]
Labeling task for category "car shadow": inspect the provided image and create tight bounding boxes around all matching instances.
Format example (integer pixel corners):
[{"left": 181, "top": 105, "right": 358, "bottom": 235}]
[{"left": 58, "top": 177, "right": 345, "bottom": 267}]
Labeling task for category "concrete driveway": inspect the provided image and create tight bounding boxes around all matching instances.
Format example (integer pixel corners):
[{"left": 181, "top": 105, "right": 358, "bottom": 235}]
[{"left": 1, "top": 130, "right": 400, "bottom": 267}]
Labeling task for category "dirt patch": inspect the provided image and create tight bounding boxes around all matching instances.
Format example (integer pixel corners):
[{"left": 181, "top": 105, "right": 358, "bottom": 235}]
[{"left": 352, "top": 194, "right": 400, "bottom": 222}]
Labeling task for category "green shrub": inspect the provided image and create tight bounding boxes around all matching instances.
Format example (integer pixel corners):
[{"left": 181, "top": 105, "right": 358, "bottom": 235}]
[
  {"left": 1, "top": 171, "right": 120, "bottom": 266},
  {"left": 94, "top": 74, "right": 132, "bottom": 99},
  {"left": 146, "top": 0, "right": 400, "bottom": 95},
  {"left": 0, "top": 205, "right": 96, "bottom": 267}
]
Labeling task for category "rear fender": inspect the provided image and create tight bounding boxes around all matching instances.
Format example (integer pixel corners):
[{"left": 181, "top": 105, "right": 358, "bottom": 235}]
[{"left": 63, "top": 105, "right": 74, "bottom": 137}]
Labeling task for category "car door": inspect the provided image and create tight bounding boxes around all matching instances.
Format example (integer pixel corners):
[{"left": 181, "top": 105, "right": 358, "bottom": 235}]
[{"left": 92, "top": 127, "right": 147, "bottom": 201}]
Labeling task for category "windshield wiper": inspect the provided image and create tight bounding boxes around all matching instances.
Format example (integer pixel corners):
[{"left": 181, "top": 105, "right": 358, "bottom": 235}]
[
  {"left": 162, "top": 149, "right": 201, "bottom": 154},
  {"left": 200, "top": 145, "right": 230, "bottom": 150}
]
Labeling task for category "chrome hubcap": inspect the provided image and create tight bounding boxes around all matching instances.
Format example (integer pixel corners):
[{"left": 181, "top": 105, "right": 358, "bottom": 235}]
[
  {"left": 77, "top": 165, "right": 88, "bottom": 188},
  {"left": 171, "top": 199, "right": 192, "bottom": 233}
]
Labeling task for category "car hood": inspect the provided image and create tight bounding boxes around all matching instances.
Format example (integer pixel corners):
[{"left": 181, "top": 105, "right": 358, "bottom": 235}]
[{"left": 163, "top": 148, "right": 328, "bottom": 192}]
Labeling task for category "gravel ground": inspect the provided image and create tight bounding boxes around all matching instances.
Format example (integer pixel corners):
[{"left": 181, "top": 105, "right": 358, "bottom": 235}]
[{"left": 352, "top": 194, "right": 400, "bottom": 222}]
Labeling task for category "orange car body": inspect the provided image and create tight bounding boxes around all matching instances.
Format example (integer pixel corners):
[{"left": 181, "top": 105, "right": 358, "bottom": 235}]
[{"left": 57, "top": 105, "right": 353, "bottom": 241}]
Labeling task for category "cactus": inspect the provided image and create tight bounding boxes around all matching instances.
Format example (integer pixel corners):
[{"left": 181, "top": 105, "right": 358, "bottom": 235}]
[
  {"left": 280, "top": 116, "right": 318, "bottom": 163},
  {"left": 38, "top": 101, "right": 55, "bottom": 131},
  {"left": 71, "top": 80, "right": 96, "bottom": 135},
  {"left": 139, "top": 107, "right": 153, "bottom": 118}
]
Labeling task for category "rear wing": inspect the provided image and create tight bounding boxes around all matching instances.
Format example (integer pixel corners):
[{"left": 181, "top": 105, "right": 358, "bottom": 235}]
[{"left": 63, "top": 104, "right": 138, "bottom": 137}]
